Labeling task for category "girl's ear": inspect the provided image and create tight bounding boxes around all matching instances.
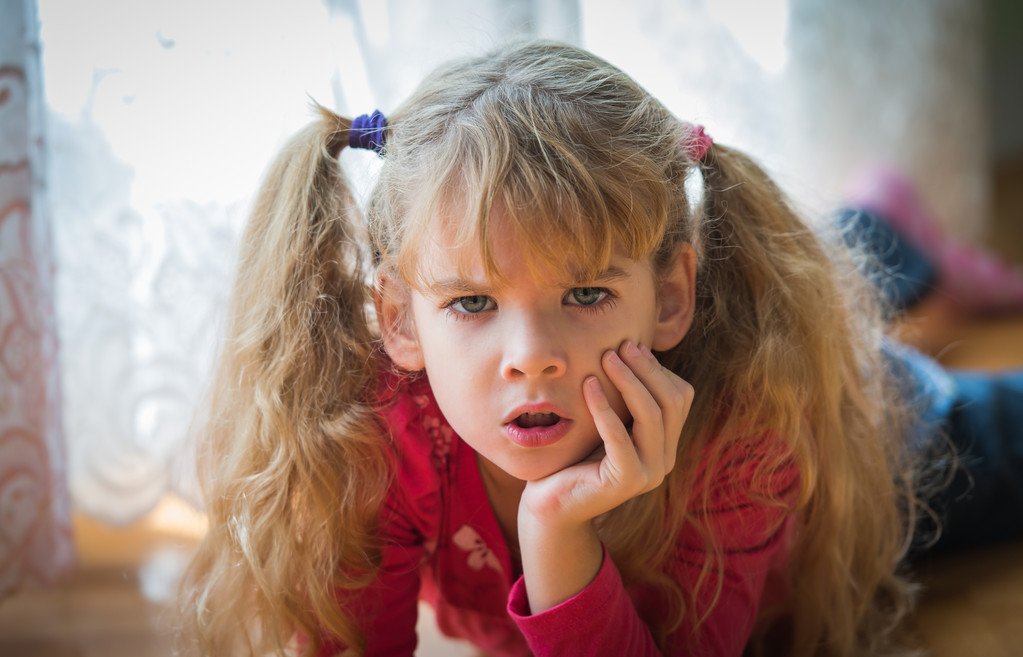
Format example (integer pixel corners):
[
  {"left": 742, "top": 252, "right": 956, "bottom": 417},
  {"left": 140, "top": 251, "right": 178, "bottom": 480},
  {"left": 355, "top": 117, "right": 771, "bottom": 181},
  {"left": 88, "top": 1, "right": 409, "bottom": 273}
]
[
  {"left": 375, "top": 275, "right": 425, "bottom": 371},
  {"left": 652, "top": 244, "right": 697, "bottom": 352}
]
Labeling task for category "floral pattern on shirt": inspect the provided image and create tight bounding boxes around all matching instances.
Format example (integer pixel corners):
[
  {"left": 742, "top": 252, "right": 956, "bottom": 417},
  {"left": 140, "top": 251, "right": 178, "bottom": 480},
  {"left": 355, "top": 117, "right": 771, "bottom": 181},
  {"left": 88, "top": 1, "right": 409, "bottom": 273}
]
[
  {"left": 413, "top": 393, "right": 454, "bottom": 469},
  {"left": 453, "top": 524, "right": 503, "bottom": 574}
]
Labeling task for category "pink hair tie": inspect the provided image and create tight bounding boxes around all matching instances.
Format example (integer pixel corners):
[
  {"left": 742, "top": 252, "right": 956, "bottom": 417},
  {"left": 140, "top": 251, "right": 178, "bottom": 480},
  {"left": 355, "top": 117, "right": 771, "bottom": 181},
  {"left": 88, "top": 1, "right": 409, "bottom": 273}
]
[{"left": 682, "top": 123, "right": 713, "bottom": 161}]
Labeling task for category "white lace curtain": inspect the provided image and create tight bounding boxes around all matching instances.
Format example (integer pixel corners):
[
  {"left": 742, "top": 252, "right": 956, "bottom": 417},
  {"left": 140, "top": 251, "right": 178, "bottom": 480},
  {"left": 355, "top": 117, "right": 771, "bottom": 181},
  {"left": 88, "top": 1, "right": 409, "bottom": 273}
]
[
  {"left": 3, "top": 0, "right": 987, "bottom": 547},
  {"left": 0, "top": 0, "right": 74, "bottom": 596}
]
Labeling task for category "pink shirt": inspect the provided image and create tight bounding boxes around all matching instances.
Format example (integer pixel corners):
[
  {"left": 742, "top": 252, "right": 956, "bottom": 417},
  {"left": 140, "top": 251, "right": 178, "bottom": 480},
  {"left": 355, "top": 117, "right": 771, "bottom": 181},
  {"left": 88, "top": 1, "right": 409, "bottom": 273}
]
[{"left": 317, "top": 372, "right": 798, "bottom": 657}]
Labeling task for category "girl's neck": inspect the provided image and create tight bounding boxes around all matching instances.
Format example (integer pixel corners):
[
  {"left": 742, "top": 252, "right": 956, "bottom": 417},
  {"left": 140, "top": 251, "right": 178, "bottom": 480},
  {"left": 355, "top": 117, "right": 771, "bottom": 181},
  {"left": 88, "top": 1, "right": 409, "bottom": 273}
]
[
  {"left": 476, "top": 453, "right": 526, "bottom": 504},
  {"left": 476, "top": 454, "right": 526, "bottom": 566}
]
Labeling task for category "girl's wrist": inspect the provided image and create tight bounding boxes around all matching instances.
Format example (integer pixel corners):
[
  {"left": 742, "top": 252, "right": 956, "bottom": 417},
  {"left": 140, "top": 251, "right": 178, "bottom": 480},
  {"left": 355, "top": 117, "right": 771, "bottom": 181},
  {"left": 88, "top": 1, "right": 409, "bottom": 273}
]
[
  {"left": 518, "top": 477, "right": 607, "bottom": 529},
  {"left": 517, "top": 511, "right": 603, "bottom": 613},
  {"left": 517, "top": 500, "right": 596, "bottom": 538}
]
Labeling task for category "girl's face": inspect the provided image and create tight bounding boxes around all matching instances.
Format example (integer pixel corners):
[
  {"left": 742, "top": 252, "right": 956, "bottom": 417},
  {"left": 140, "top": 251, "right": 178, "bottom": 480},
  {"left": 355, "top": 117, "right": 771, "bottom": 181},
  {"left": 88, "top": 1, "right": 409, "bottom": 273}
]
[{"left": 381, "top": 207, "right": 694, "bottom": 483}]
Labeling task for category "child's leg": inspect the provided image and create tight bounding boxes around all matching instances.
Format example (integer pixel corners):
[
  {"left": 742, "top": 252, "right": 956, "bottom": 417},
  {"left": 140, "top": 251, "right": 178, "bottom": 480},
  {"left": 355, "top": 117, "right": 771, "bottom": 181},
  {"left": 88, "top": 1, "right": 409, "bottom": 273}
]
[
  {"left": 884, "top": 341, "right": 1023, "bottom": 555},
  {"left": 932, "top": 370, "right": 1023, "bottom": 553},
  {"left": 836, "top": 207, "right": 965, "bottom": 354},
  {"left": 835, "top": 207, "right": 938, "bottom": 315},
  {"left": 841, "top": 166, "right": 1023, "bottom": 317}
]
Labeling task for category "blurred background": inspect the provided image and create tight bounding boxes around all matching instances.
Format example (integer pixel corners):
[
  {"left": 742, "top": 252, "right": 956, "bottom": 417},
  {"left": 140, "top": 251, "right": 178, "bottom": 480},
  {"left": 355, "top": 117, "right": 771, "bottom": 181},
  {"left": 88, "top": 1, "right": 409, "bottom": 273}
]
[{"left": 1, "top": 0, "right": 1020, "bottom": 655}]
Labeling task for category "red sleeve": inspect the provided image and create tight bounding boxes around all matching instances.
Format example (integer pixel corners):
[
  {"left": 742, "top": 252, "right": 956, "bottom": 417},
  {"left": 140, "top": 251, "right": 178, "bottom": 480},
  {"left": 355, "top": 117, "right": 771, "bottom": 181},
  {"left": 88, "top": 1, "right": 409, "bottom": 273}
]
[
  {"left": 507, "top": 545, "right": 663, "bottom": 656},
  {"left": 506, "top": 435, "right": 799, "bottom": 657}
]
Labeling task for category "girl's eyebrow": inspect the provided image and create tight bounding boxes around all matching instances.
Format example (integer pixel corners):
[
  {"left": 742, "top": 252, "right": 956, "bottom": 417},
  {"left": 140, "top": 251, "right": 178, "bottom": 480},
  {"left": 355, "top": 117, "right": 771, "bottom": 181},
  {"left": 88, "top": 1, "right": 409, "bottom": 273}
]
[
  {"left": 566, "top": 265, "right": 630, "bottom": 285},
  {"left": 425, "top": 278, "right": 493, "bottom": 297},
  {"left": 424, "top": 266, "right": 630, "bottom": 297}
]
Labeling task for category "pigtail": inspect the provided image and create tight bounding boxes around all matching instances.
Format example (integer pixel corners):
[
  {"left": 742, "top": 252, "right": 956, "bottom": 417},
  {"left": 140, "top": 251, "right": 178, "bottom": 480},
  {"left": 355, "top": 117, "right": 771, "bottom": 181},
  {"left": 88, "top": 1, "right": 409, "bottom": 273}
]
[
  {"left": 663, "top": 144, "right": 917, "bottom": 656},
  {"left": 178, "top": 106, "right": 388, "bottom": 657}
]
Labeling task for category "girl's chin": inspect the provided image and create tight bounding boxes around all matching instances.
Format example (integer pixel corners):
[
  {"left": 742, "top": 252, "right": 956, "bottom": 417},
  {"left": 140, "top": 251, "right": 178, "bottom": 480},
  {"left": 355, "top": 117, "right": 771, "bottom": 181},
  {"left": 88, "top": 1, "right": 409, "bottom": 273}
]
[
  {"left": 507, "top": 464, "right": 563, "bottom": 483},
  {"left": 499, "top": 446, "right": 601, "bottom": 483}
]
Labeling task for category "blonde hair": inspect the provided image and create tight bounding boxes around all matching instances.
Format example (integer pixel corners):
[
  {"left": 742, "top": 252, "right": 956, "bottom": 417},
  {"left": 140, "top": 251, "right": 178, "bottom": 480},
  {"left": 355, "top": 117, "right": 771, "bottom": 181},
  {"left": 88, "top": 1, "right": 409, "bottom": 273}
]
[{"left": 179, "top": 40, "right": 923, "bottom": 656}]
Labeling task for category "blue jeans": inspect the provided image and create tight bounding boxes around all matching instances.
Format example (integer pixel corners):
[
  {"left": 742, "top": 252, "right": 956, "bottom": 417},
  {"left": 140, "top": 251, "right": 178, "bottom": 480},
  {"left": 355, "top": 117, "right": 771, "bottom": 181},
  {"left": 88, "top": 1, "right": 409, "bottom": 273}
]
[
  {"left": 839, "top": 207, "right": 1023, "bottom": 552},
  {"left": 885, "top": 342, "right": 1023, "bottom": 554}
]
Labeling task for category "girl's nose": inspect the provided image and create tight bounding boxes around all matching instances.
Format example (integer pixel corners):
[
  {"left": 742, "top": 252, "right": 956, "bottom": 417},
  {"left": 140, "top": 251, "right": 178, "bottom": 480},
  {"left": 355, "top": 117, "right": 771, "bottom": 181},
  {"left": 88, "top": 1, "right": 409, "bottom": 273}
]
[{"left": 500, "top": 320, "right": 568, "bottom": 380}]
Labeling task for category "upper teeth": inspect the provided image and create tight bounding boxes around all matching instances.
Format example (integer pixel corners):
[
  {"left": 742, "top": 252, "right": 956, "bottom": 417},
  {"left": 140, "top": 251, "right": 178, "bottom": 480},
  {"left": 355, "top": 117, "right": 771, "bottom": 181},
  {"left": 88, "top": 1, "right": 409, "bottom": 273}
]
[{"left": 517, "top": 412, "right": 558, "bottom": 428}]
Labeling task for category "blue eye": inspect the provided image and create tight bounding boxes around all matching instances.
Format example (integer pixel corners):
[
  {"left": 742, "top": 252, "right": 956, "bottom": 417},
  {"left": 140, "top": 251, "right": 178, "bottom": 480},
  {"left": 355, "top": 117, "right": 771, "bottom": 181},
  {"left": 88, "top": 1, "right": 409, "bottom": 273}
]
[
  {"left": 448, "top": 295, "right": 493, "bottom": 314},
  {"left": 567, "top": 287, "right": 606, "bottom": 306}
]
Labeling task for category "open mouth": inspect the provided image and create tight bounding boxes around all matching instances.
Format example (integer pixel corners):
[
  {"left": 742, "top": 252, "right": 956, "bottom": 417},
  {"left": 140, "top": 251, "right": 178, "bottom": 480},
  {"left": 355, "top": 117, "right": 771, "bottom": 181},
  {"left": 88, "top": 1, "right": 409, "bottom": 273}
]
[{"left": 514, "top": 412, "right": 561, "bottom": 428}]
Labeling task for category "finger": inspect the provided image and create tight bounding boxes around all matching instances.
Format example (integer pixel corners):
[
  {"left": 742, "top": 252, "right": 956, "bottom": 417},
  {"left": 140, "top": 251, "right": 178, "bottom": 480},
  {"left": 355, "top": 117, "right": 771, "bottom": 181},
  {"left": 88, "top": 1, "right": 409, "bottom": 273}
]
[
  {"left": 660, "top": 370, "right": 694, "bottom": 468},
  {"left": 582, "top": 375, "right": 643, "bottom": 486},
  {"left": 634, "top": 343, "right": 691, "bottom": 466},
  {"left": 618, "top": 343, "right": 694, "bottom": 471},
  {"left": 600, "top": 344, "right": 665, "bottom": 472}
]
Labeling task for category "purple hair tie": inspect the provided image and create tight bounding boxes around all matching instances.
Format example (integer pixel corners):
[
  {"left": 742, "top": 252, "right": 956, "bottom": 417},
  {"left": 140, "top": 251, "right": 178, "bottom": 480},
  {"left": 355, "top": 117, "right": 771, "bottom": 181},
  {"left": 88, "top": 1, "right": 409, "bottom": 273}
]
[
  {"left": 682, "top": 122, "right": 713, "bottom": 161},
  {"left": 350, "top": 110, "right": 388, "bottom": 154}
]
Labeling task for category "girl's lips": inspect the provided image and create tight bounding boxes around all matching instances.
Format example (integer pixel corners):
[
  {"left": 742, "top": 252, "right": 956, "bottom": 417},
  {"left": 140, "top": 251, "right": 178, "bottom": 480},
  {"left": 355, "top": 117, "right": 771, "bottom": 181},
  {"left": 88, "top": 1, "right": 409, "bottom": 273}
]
[
  {"left": 504, "top": 417, "right": 574, "bottom": 448},
  {"left": 502, "top": 402, "right": 568, "bottom": 425}
]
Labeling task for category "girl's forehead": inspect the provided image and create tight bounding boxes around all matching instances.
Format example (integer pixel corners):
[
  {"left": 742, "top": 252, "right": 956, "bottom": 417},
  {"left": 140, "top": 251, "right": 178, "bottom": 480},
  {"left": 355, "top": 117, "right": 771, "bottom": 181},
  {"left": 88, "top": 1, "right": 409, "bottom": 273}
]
[
  {"left": 415, "top": 213, "right": 581, "bottom": 286},
  {"left": 411, "top": 212, "right": 650, "bottom": 293},
  {"left": 395, "top": 182, "right": 663, "bottom": 290}
]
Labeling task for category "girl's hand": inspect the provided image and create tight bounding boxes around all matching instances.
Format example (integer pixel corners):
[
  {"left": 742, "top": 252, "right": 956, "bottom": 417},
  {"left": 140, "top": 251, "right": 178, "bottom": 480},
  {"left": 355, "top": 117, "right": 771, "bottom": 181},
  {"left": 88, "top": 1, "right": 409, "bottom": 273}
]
[
  {"left": 519, "top": 340, "right": 695, "bottom": 527},
  {"left": 516, "top": 340, "right": 693, "bottom": 614}
]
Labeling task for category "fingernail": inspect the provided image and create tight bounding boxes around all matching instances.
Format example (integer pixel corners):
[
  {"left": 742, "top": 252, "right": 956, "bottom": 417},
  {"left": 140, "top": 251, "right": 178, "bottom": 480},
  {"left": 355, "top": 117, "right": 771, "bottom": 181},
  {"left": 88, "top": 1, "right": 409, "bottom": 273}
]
[
  {"left": 640, "top": 344, "right": 654, "bottom": 359},
  {"left": 624, "top": 341, "right": 641, "bottom": 359},
  {"left": 606, "top": 350, "right": 623, "bottom": 366}
]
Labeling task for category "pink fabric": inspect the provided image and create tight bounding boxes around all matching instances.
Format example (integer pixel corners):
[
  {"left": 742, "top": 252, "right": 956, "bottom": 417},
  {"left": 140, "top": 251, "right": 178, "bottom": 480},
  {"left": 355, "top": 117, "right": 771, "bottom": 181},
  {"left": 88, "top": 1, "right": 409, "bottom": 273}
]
[
  {"left": 0, "top": 3, "right": 75, "bottom": 599},
  {"left": 317, "top": 372, "right": 798, "bottom": 657}
]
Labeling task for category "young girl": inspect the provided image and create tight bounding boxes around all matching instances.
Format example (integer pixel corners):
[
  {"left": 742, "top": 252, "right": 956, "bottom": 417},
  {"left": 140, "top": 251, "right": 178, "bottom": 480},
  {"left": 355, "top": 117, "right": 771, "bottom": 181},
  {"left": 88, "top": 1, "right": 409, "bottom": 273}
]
[{"left": 179, "top": 40, "right": 940, "bottom": 657}]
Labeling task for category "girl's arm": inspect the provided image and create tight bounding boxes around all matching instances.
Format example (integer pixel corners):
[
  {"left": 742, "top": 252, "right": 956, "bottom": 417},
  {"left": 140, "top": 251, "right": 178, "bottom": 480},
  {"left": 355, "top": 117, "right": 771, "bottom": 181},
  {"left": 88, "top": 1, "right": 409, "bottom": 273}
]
[
  {"left": 510, "top": 341, "right": 798, "bottom": 656},
  {"left": 508, "top": 474, "right": 797, "bottom": 657},
  {"left": 517, "top": 342, "right": 691, "bottom": 614},
  {"left": 510, "top": 342, "right": 688, "bottom": 655},
  {"left": 507, "top": 431, "right": 793, "bottom": 650}
]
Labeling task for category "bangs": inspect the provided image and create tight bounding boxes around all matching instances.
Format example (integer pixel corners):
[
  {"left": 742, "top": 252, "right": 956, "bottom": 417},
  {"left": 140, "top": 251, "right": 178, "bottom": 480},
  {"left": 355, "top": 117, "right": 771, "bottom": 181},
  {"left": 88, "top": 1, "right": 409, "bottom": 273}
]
[{"left": 394, "top": 85, "right": 671, "bottom": 288}]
